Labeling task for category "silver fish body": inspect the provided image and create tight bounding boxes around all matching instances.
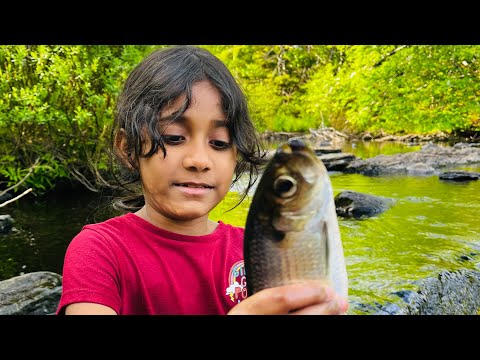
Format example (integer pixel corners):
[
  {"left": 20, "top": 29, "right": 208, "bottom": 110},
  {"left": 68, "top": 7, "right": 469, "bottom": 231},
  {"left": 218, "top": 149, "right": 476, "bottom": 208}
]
[{"left": 243, "top": 138, "right": 348, "bottom": 298}]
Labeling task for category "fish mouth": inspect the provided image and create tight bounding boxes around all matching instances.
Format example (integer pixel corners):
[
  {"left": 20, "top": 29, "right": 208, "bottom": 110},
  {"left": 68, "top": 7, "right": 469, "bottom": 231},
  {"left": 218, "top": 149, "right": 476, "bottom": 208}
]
[
  {"left": 288, "top": 138, "right": 307, "bottom": 151},
  {"left": 276, "top": 138, "right": 311, "bottom": 156}
]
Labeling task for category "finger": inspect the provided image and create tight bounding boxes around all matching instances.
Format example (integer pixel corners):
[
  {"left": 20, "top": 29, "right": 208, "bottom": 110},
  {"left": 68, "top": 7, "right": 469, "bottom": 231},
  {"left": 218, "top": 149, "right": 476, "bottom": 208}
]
[
  {"left": 289, "top": 297, "right": 349, "bottom": 315},
  {"left": 229, "top": 280, "right": 334, "bottom": 315}
]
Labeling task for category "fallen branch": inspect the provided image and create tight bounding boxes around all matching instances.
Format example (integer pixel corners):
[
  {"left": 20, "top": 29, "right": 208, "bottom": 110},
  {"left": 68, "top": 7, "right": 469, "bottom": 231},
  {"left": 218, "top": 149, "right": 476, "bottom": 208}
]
[
  {"left": 0, "top": 188, "right": 33, "bottom": 208},
  {"left": 0, "top": 158, "right": 40, "bottom": 197}
]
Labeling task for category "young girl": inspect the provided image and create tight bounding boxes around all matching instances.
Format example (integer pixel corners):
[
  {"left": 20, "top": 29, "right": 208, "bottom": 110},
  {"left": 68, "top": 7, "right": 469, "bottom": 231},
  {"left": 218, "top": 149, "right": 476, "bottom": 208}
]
[{"left": 56, "top": 45, "right": 349, "bottom": 315}]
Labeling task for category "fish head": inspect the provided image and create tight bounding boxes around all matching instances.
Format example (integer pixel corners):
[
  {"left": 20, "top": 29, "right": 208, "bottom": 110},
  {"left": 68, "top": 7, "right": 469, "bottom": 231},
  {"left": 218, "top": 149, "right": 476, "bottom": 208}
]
[{"left": 267, "top": 138, "right": 331, "bottom": 232}]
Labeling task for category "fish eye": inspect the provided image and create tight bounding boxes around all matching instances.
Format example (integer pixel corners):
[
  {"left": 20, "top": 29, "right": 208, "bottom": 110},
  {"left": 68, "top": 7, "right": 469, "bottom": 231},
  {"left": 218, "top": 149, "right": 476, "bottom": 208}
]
[{"left": 273, "top": 175, "right": 297, "bottom": 198}]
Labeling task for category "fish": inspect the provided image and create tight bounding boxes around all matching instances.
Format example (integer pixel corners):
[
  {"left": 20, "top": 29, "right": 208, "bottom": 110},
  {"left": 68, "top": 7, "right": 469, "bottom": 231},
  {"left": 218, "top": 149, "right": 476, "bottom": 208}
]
[{"left": 243, "top": 138, "right": 348, "bottom": 299}]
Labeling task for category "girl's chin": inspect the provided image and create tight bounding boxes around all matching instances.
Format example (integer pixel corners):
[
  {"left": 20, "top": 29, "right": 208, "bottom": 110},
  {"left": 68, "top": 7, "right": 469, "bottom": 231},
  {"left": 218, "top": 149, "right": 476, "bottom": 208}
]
[{"left": 168, "top": 206, "right": 214, "bottom": 221}]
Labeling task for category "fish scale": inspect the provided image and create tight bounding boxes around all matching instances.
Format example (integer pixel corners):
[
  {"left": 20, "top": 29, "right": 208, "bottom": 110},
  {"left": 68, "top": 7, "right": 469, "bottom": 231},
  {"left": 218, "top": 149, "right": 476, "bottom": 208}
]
[{"left": 243, "top": 139, "right": 348, "bottom": 299}]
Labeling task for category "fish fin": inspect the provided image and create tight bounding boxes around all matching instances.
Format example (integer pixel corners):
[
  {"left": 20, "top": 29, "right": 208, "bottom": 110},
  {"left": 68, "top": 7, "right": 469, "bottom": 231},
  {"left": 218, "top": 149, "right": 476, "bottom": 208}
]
[
  {"left": 322, "top": 221, "right": 329, "bottom": 277},
  {"left": 325, "top": 204, "right": 349, "bottom": 298}
]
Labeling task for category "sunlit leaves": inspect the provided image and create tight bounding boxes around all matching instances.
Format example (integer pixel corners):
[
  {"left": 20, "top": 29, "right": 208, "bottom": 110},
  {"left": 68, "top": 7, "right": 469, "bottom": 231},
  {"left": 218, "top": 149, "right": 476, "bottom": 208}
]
[
  {"left": 1, "top": 45, "right": 480, "bottom": 194},
  {"left": 0, "top": 45, "right": 158, "bottom": 193}
]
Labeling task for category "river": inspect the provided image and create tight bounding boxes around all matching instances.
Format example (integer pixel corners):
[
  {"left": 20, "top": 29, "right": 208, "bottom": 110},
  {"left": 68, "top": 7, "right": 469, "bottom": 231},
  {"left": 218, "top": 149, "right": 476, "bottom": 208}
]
[{"left": 1, "top": 140, "right": 479, "bottom": 314}]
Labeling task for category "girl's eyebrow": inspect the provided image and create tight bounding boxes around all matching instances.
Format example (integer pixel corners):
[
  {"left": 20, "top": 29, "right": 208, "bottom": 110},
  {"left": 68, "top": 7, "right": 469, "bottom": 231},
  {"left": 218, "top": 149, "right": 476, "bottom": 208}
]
[
  {"left": 159, "top": 115, "right": 227, "bottom": 128},
  {"left": 211, "top": 119, "right": 228, "bottom": 128},
  {"left": 158, "top": 114, "right": 179, "bottom": 124}
]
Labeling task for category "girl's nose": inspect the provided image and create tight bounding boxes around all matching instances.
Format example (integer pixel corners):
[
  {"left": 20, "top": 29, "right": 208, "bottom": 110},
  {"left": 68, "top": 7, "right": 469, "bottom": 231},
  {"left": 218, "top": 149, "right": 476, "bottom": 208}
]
[{"left": 182, "top": 142, "right": 212, "bottom": 171}]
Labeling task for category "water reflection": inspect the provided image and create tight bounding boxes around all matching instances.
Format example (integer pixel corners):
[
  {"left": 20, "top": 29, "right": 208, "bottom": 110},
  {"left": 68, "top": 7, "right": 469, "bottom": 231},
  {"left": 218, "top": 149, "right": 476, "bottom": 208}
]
[{"left": 341, "top": 140, "right": 422, "bottom": 158}]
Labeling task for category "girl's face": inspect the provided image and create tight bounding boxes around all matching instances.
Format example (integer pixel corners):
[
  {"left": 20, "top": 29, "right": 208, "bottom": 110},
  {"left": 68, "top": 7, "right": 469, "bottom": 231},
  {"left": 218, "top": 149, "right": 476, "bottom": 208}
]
[{"left": 138, "top": 80, "right": 237, "bottom": 224}]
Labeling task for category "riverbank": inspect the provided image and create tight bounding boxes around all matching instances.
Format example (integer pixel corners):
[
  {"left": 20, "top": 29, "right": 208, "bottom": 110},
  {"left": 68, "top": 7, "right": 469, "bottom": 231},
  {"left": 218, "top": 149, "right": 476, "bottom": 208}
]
[{"left": 259, "top": 128, "right": 479, "bottom": 146}]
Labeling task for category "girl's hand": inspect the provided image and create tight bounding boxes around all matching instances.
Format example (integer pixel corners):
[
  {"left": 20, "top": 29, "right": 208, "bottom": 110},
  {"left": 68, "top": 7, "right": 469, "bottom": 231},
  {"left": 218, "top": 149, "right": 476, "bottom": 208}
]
[{"left": 227, "top": 280, "right": 348, "bottom": 315}]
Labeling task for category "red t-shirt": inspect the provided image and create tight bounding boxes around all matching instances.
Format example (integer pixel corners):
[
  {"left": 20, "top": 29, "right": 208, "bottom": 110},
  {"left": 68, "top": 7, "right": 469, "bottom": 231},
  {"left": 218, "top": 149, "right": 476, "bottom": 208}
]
[{"left": 56, "top": 213, "right": 247, "bottom": 315}]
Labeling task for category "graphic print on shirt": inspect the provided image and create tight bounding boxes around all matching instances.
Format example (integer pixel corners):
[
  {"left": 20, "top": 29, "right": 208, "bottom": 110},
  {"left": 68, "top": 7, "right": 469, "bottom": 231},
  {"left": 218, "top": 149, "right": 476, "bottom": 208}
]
[{"left": 225, "top": 259, "right": 247, "bottom": 303}]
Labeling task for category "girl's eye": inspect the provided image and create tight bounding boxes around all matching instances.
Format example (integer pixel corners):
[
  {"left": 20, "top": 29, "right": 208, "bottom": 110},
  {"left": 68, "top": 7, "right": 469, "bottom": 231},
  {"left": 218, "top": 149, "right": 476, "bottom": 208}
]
[
  {"left": 210, "top": 140, "right": 231, "bottom": 150},
  {"left": 162, "top": 135, "right": 184, "bottom": 145}
]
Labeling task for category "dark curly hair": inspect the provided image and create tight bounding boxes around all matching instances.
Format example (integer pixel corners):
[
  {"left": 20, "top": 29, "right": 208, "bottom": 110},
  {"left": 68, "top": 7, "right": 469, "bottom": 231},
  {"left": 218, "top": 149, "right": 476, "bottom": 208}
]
[{"left": 110, "top": 45, "right": 266, "bottom": 212}]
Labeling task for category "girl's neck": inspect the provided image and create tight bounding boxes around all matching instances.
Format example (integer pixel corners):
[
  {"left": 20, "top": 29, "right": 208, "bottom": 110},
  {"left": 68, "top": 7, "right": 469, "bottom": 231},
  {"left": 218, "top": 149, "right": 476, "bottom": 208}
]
[{"left": 135, "top": 206, "right": 218, "bottom": 236}]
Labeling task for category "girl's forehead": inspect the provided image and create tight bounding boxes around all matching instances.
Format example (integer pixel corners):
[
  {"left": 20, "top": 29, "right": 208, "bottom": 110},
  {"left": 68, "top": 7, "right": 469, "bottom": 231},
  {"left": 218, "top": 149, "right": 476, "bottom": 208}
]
[
  {"left": 160, "top": 81, "right": 223, "bottom": 120},
  {"left": 161, "top": 94, "right": 186, "bottom": 118}
]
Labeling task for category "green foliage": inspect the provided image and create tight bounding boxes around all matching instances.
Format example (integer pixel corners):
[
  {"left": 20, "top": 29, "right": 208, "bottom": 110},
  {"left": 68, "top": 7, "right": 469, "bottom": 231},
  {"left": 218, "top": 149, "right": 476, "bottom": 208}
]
[
  {"left": 0, "top": 45, "right": 161, "bottom": 193},
  {"left": 209, "top": 45, "right": 480, "bottom": 136},
  {"left": 300, "top": 45, "right": 480, "bottom": 135},
  {"left": 1, "top": 45, "right": 480, "bottom": 194},
  {"left": 205, "top": 45, "right": 338, "bottom": 131}
]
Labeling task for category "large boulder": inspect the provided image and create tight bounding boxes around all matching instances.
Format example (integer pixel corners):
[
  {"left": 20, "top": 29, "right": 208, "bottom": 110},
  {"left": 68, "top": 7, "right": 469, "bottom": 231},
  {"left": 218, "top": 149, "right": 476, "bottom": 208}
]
[
  {"left": 0, "top": 271, "right": 62, "bottom": 315},
  {"left": 334, "top": 190, "right": 394, "bottom": 219},
  {"left": 350, "top": 269, "right": 480, "bottom": 315},
  {"left": 344, "top": 143, "right": 480, "bottom": 176},
  {"left": 397, "top": 269, "right": 480, "bottom": 315},
  {"left": 439, "top": 170, "right": 480, "bottom": 182}
]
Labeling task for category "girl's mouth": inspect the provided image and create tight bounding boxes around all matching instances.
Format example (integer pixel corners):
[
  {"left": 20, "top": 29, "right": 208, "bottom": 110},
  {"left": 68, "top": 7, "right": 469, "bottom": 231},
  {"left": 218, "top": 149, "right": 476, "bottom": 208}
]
[
  {"left": 173, "top": 182, "right": 214, "bottom": 196},
  {"left": 174, "top": 182, "right": 213, "bottom": 189}
]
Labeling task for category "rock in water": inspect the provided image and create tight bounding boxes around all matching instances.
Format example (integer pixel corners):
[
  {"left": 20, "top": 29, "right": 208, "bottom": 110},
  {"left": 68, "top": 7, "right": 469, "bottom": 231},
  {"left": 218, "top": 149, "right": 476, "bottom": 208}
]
[
  {"left": 0, "top": 271, "right": 62, "bottom": 315},
  {"left": 398, "top": 269, "right": 480, "bottom": 315}
]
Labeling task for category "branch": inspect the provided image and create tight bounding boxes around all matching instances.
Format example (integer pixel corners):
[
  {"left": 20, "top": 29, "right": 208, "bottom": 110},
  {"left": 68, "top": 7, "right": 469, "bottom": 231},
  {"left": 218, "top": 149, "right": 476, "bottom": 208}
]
[
  {"left": 0, "top": 158, "right": 40, "bottom": 197},
  {"left": 373, "top": 45, "right": 409, "bottom": 68},
  {"left": 69, "top": 166, "right": 100, "bottom": 192},
  {"left": 0, "top": 188, "right": 32, "bottom": 208}
]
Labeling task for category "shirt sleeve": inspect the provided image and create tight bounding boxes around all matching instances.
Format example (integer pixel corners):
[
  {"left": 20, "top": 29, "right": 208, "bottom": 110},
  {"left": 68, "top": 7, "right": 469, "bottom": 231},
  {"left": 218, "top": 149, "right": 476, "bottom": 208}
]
[{"left": 56, "top": 227, "right": 121, "bottom": 314}]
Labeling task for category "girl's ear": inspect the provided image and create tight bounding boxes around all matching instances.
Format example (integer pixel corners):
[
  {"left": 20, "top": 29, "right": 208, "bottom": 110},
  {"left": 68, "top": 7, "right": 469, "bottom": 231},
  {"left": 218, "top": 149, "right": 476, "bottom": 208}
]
[{"left": 115, "top": 128, "right": 135, "bottom": 169}]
